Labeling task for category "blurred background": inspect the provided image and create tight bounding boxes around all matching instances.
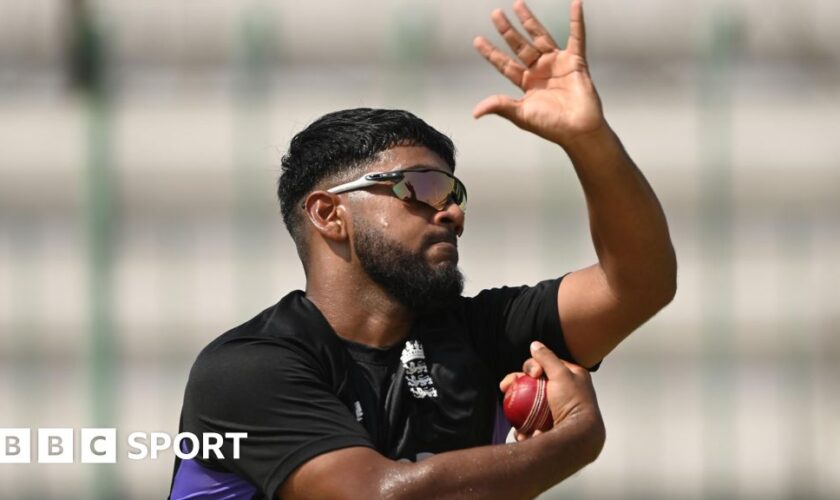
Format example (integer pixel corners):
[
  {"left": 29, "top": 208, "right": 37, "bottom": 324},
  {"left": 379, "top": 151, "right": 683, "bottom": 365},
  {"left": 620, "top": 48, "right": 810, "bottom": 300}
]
[{"left": 0, "top": 0, "right": 838, "bottom": 498}]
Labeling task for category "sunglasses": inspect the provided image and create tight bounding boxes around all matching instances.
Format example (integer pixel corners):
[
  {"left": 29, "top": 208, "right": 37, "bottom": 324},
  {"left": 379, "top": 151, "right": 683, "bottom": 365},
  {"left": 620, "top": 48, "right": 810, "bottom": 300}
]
[{"left": 326, "top": 168, "right": 468, "bottom": 212}]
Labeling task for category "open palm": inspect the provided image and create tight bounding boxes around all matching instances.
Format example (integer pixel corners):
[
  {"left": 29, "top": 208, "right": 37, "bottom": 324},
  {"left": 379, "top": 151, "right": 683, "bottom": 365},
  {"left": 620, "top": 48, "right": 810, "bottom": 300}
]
[{"left": 473, "top": 0, "right": 605, "bottom": 147}]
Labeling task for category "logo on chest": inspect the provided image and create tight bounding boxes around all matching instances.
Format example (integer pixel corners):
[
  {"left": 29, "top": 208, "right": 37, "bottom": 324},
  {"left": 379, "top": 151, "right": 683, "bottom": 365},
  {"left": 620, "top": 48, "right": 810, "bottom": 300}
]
[{"left": 400, "top": 340, "right": 439, "bottom": 399}]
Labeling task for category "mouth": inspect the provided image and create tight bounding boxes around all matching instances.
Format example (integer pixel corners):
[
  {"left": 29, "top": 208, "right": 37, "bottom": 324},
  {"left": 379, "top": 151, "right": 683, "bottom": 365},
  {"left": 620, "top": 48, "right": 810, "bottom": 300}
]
[
  {"left": 427, "top": 239, "right": 459, "bottom": 264},
  {"left": 426, "top": 232, "right": 458, "bottom": 248},
  {"left": 432, "top": 241, "right": 458, "bottom": 252},
  {"left": 422, "top": 229, "right": 459, "bottom": 264}
]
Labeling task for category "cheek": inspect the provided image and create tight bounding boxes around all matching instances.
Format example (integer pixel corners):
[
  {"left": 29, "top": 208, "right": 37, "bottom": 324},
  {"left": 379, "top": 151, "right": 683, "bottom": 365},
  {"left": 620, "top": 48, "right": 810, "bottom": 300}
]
[
  {"left": 379, "top": 213, "right": 415, "bottom": 243},
  {"left": 366, "top": 197, "right": 430, "bottom": 247}
]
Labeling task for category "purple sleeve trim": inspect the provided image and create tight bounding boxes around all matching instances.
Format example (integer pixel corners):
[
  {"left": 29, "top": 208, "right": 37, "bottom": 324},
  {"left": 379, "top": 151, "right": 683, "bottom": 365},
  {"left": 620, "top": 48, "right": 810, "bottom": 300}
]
[
  {"left": 170, "top": 457, "right": 257, "bottom": 500},
  {"left": 491, "top": 400, "right": 512, "bottom": 445}
]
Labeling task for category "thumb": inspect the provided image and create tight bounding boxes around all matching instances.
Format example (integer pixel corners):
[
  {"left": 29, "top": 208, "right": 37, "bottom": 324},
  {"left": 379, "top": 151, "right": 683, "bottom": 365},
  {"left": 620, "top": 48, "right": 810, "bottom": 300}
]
[
  {"left": 529, "top": 341, "right": 567, "bottom": 379},
  {"left": 473, "top": 94, "right": 521, "bottom": 121}
]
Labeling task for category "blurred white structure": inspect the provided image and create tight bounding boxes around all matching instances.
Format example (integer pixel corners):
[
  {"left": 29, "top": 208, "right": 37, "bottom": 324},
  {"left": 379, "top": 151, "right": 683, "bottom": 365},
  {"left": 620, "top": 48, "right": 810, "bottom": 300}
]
[{"left": 0, "top": 0, "right": 838, "bottom": 498}]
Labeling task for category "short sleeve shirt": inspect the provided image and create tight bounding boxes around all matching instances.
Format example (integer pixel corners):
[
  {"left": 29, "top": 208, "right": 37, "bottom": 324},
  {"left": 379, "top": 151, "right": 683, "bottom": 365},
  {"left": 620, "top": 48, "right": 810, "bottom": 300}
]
[{"left": 170, "top": 277, "right": 588, "bottom": 499}]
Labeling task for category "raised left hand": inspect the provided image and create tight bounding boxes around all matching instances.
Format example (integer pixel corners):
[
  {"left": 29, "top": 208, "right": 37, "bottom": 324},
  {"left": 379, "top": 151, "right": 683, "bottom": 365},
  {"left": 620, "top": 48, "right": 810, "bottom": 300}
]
[{"left": 473, "top": 0, "right": 606, "bottom": 148}]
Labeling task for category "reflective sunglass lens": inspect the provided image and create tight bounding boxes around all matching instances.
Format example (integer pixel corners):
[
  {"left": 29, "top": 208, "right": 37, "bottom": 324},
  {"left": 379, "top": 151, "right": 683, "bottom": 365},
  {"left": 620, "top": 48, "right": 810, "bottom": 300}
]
[{"left": 392, "top": 170, "right": 467, "bottom": 212}]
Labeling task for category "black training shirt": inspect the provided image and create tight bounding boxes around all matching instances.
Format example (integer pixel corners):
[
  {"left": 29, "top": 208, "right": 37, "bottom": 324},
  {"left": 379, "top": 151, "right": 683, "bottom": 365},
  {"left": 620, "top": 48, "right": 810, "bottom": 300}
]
[{"left": 172, "top": 277, "right": 585, "bottom": 499}]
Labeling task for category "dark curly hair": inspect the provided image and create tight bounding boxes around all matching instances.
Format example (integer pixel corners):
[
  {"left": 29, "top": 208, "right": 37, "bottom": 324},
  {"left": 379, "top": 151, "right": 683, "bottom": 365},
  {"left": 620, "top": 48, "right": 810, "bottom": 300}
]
[{"left": 278, "top": 108, "right": 456, "bottom": 258}]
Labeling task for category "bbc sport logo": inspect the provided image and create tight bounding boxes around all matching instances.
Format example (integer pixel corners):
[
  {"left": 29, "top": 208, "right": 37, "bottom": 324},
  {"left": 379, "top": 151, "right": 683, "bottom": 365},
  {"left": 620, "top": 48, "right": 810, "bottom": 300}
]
[{"left": 0, "top": 428, "right": 247, "bottom": 464}]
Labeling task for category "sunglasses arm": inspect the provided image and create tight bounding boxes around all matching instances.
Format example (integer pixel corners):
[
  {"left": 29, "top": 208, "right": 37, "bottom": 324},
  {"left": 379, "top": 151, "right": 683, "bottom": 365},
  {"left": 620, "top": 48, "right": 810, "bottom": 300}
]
[
  {"left": 326, "top": 177, "right": 380, "bottom": 195},
  {"left": 327, "top": 172, "right": 404, "bottom": 195}
]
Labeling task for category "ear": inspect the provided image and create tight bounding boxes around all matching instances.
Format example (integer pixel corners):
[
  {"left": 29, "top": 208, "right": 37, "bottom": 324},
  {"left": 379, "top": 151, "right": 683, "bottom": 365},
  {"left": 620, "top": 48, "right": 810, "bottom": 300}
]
[{"left": 303, "top": 191, "right": 348, "bottom": 242}]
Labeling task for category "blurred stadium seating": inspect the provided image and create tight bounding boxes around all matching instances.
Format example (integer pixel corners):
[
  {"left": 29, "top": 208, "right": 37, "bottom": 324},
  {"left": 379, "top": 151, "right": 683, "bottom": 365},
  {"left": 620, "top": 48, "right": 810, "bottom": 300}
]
[{"left": 0, "top": 0, "right": 838, "bottom": 498}]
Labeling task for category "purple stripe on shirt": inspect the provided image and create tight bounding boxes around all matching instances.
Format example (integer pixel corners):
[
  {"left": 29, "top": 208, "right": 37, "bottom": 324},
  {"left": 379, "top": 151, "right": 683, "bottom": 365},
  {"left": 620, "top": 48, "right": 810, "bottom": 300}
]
[{"left": 170, "top": 440, "right": 258, "bottom": 500}]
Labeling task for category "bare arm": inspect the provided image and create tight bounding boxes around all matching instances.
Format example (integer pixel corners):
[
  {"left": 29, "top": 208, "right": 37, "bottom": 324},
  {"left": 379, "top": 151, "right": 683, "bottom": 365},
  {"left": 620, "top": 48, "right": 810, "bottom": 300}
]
[
  {"left": 279, "top": 343, "right": 605, "bottom": 500},
  {"left": 558, "top": 126, "right": 676, "bottom": 368},
  {"left": 474, "top": 0, "right": 677, "bottom": 368}
]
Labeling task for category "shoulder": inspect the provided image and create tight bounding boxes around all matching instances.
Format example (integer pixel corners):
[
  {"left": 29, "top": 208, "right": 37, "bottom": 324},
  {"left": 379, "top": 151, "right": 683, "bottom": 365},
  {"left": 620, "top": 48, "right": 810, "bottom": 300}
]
[
  {"left": 187, "top": 290, "right": 351, "bottom": 399},
  {"left": 199, "top": 290, "right": 322, "bottom": 353}
]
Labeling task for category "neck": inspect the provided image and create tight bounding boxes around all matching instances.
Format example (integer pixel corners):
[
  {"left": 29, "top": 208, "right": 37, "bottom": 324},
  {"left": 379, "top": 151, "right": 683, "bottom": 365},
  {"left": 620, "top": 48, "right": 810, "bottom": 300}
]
[{"left": 305, "top": 269, "right": 413, "bottom": 348}]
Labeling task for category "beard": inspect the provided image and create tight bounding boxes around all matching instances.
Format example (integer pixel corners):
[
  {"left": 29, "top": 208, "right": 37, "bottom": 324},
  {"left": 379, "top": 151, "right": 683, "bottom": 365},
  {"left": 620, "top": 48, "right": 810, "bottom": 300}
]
[{"left": 354, "top": 221, "right": 464, "bottom": 313}]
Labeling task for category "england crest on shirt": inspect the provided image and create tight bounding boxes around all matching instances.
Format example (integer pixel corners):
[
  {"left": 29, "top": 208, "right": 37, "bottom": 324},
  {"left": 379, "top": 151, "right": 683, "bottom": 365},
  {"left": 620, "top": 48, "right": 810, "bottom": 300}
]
[
  {"left": 353, "top": 401, "right": 364, "bottom": 422},
  {"left": 400, "top": 340, "right": 438, "bottom": 399}
]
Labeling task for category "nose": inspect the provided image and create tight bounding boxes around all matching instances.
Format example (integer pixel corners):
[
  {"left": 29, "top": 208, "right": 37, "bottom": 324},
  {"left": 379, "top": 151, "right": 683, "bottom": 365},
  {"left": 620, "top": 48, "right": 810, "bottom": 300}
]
[{"left": 433, "top": 199, "right": 466, "bottom": 237}]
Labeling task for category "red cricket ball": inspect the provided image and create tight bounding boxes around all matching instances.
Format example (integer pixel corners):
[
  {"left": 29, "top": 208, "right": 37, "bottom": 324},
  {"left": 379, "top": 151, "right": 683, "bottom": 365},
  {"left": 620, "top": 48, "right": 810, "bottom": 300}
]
[{"left": 503, "top": 375, "right": 552, "bottom": 434}]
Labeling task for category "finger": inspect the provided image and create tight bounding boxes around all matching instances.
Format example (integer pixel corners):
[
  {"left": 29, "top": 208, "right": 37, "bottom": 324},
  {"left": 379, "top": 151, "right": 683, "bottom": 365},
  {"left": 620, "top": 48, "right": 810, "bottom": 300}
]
[
  {"left": 473, "top": 36, "right": 525, "bottom": 87},
  {"left": 532, "top": 429, "right": 543, "bottom": 437},
  {"left": 512, "top": 0, "right": 558, "bottom": 54},
  {"left": 515, "top": 431, "right": 529, "bottom": 442},
  {"left": 567, "top": 0, "right": 586, "bottom": 56},
  {"left": 472, "top": 94, "right": 521, "bottom": 122},
  {"left": 521, "top": 357, "right": 544, "bottom": 379},
  {"left": 499, "top": 372, "right": 524, "bottom": 392},
  {"left": 491, "top": 9, "right": 541, "bottom": 67},
  {"left": 529, "top": 341, "right": 574, "bottom": 380}
]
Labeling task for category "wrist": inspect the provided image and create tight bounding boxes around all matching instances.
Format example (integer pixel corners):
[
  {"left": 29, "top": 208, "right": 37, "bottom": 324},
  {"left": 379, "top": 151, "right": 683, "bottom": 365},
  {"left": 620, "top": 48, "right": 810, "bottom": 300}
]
[
  {"left": 546, "top": 409, "right": 605, "bottom": 463},
  {"left": 561, "top": 121, "right": 616, "bottom": 157}
]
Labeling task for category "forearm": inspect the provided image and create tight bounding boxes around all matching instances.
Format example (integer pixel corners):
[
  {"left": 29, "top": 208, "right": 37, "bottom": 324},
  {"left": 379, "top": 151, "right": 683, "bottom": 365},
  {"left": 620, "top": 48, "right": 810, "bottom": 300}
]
[
  {"left": 564, "top": 124, "right": 677, "bottom": 302},
  {"left": 380, "top": 412, "right": 604, "bottom": 499},
  {"left": 279, "top": 345, "right": 604, "bottom": 500}
]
